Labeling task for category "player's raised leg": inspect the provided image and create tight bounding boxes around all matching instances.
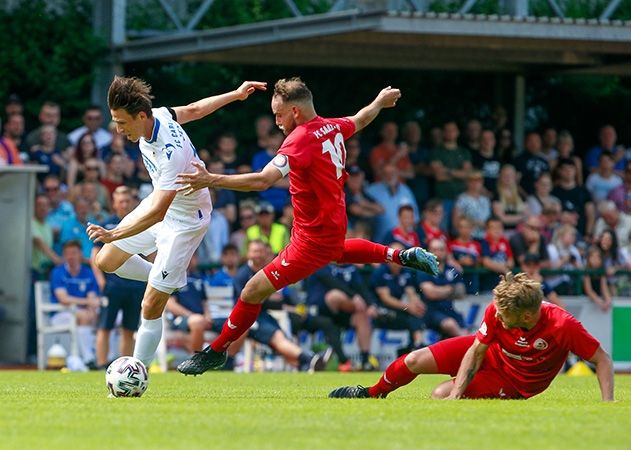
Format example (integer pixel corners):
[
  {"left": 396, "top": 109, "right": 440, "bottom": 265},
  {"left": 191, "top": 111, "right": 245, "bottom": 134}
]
[
  {"left": 94, "top": 243, "right": 153, "bottom": 282},
  {"left": 337, "top": 238, "right": 439, "bottom": 276}
]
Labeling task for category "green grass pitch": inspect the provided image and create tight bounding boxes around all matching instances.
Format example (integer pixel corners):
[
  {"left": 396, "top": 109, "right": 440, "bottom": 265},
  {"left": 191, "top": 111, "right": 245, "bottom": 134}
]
[{"left": 0, "top": 371, "right": 629, "bottom": 450}]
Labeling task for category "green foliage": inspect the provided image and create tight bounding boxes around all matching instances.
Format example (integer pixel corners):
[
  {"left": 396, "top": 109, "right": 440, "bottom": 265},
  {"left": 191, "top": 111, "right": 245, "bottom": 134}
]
[{"left": 0, "top": 0, "right": 106, "bottom": 127}]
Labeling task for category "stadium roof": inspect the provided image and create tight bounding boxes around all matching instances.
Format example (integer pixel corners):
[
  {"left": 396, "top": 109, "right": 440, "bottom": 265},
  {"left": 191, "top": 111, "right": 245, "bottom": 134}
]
[{"left": 115, "top": 8, "right": 631, "bottom": 75}]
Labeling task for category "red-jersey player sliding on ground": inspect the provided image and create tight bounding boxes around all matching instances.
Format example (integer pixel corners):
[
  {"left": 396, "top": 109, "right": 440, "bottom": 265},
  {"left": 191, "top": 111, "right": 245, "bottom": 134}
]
[
  {"left": 175, "top": 77, "right": 440, "bottom": 375},
  {"left": 330, "top": 272, "right": 614, "bottom": 401}
]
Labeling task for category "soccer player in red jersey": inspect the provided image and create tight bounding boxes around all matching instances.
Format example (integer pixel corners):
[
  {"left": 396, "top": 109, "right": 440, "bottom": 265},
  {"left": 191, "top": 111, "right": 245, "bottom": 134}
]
[
  {"left": 175, "top": 77, "right": 439, "bottom": 374},
  {"left": 330, "top": 272, "right": 614, "bottom": 401}
]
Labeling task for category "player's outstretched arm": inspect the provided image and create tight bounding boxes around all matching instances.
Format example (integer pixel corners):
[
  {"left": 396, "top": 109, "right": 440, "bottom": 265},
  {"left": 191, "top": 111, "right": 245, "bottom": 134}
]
[
  {"left": 173, "top": 81, "right": 267, "bottom": 125},
  {"left": 446, "top": 338, "right": 488, "bottom": 400},
  {"left": 177, "top": 160, "right": 283, "bottom": 195},
  {"left": 589, "top": 346, "right": 614, "bottom": 401},
  {"left": 347, "top": 86, "right": 401, "bottom": 133}
]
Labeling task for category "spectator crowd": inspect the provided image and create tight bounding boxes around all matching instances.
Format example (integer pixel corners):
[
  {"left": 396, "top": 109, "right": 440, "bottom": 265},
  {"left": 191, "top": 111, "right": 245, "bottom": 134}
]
[{"left": 3, "top": 95, "right": 628, "bottom": 370}]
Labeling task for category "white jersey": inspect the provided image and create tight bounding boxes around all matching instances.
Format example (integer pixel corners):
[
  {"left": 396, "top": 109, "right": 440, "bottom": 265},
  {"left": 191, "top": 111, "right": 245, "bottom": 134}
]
[{"left": 139, "top": 107, "right": 212, "bottom": 229}]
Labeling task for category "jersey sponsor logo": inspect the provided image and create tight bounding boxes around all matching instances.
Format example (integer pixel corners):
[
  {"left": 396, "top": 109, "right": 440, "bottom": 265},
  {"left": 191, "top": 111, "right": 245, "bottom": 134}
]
[
  {"left": 515, "top": 336, "right": 529, "bottom": 347},
  {"left": 227, "top": 319, "right": 237, "bottom": 330},
  {"left": 501, "top": 348, "right": 534, "bottom": 361},
  {"left": 533, "top": 338, "right": 549, "bottom": 350},
  {"left": 165, "top": 143, "right": 175, "bottom": 160},
  {"left": 281, "top": 258, "right": 290, "bottom": 267},
  {"left": 479, "top": 321, "right": 487, "bottom": 336},
  {"left": 161, "top": 270, "right": 169, "bottom": 279}
]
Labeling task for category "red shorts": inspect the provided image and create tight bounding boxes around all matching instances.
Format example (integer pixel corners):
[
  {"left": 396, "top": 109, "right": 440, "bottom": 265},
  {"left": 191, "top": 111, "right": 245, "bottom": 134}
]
[
  {"left": 429, "top": 336, "right": 523, "bottom": 400},
  {"left": 262, "top": 238, "right": 343, "bottom": 290}
]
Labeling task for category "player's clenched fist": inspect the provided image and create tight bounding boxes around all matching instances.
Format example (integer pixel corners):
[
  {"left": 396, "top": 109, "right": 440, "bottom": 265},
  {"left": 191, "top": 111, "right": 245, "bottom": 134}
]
[{"left": 376, "top": 86, "right": 402, "bottom": 108}]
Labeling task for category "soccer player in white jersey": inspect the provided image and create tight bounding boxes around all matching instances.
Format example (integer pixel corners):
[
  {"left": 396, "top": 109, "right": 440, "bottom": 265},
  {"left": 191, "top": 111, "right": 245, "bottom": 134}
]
[{"left": 87, "top": 76, "right": 266, "bottom": 366}]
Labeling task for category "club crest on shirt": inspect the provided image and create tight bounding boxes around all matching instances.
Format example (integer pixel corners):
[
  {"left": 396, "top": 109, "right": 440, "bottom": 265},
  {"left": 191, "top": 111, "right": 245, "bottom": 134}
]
[
  {"left": 533, "top": 338, "right": 549, "bottom": 350},
  {"left": 515, "top": 336, "right": 529, "bottom": 347}
]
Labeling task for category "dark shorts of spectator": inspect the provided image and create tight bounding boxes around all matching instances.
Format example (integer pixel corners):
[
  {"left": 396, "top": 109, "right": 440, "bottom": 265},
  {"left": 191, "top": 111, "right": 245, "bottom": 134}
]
[
  {"left": 318, "top": 301, "right": 353, "bottom": 328},
  {"left": 171, "top": 315, "right": 222, "bottom": 334},
  {"left": 98, "top": 284, "right": 144, "bottom": 331},
  {"left": 241, "top": 312, "right": 281, "bottom": 345},
  {"left": 373, "top": 307, "right": 425, "bottom": 332},
  {"left": 424, "top": 304, "right": 465, "bottom": 332}
]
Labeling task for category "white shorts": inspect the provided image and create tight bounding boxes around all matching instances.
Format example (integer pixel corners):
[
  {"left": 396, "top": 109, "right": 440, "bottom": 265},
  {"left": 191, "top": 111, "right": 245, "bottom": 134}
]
[{"left": 113, "top": 196, "right": 210, "bottom": 293}]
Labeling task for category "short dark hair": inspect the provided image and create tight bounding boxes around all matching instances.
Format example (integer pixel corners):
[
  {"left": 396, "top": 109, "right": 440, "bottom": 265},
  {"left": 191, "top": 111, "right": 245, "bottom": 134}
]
[
  {"left": 221, "top": 243, "right": 239, "bottom": 255},
  {"left": 107, "top": 76, "right": 153, "bottom": 117},
  {"left": 62, "top": 240, "right": 82, "bottom": 251},
  {"left": 273, "top": 77, "right": 313, "bottom": 104}
]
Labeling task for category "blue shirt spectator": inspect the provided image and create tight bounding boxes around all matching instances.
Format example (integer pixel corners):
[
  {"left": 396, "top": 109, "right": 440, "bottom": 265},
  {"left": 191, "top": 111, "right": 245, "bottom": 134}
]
[{"left": 50, "top": 263, "right": 99, "bottom": 304}]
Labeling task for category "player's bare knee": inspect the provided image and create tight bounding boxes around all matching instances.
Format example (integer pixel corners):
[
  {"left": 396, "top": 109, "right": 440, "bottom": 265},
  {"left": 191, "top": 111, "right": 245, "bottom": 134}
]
[
  {"left": 187, "top": 314, "right": 204, "bottom": 329},
  {"left": 95, "top": 251, "right": 117, "bottom": 273}
]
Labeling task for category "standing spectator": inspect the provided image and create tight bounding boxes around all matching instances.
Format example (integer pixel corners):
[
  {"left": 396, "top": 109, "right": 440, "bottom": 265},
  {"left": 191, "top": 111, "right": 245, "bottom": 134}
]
[
  {"left": 540, "top": 127, "right": 559, "bottom": 164},
  {"left": 67, "top": 133, "right": 106, "bottom": 189},
  {"left": 594, "top": 200, "right": 631, "bottom": 248},
  {"left": 595, "top": 228, "right": 624, "bottom": 294},
  {"left": 344, "top": 136, "right": 362, "bottom": 169},
  {"left": 526, "top": 172, "right": 560, "bottom": 217},
  {"left": 429, "top": 125, "right": 443, "bottom": 150},
  {"left": 251, "top": 129, "right": 290, "bottom": 213},
  {"left": 430, "top": 121, "right": 472, "bottom": 229},
  {"left": 586, "top": 125, "right": 625, "bottom": 173},
  {"left": 244, "top": 201, "right": 290, "bottom": 256},
  {"left": 371, "top": 242, "right": 426, "bottom": 353},
  {"left": 449, "top": 216, "right": 483, "bottom": 295},
  {"left": 230, "top": 200, "right": 257, "bottom": 254},
  {"left": 59, "top": 197, "right": 93, "bottom": 261},
  {"left": 403, "top": 121, "right": 433, "bottom": 208},
  {"left": 207, "top": 159, "right": 238, "bottom": 225},
  {"left": 306, "top": 262, "right": 379, "bottom": 371},
  {"left": 514, "top": 131, "right": 550, "bottom": 196},
  {"left": 369, "top": 121, "right": 413, "bottom": 182},
  {"left": 453, "top": 171, "right": 491, "bottom": 239},
  {"left": 585, "top": 151, "right": 623, "bottom": 203},
  {"left": 68, "top": 106, "right": 112, "bottom": 150},
  {"left": 249, "top": 115, "right": 274, "bottom": 159},
  {"left": 552, "top": 158, "right": 595, "bottom": 238},
  {"left": 383, "top": 204, "right": 420, "bottom": 248},
  {"left": 509, "top": 216, "right": 550, "bottom": 268},
  {"left": 197, "top": 189, "right": 230, "bottom": 268},
  {"left": 492, "top": 164, "right": 530, "bottom": 234},
  {"left": 551, "top": 130, "right": 582, "bottom": 185},
  {"left": 463, "top": 118, "right": 482, "bottom": 153},
  {"left": 417, "top": 238, "right": 468, "bottom": 338},
  {"left": 583, "top": 246, "right": 613, "bottom": 312},
  {"left": 480, "top": 217, "right": 514, "bottom": 293},
  {"left": 214, "top": 132, "right": 247, "bottom": 174},
  {"left": 607, "top": 160, "right": 631, "bottom": 213},
  {"left": 50, "top": 240, "right": 100, "bottom": 367},
  {"left": 24, "top": 101, "right": 71, "bottom": 151},
  {"left": 496, "top": 127, "right": 516, "bottom": 164},
  {"left": 345, "top": 165, "right": 384, "bottom": 231},
  {"left": 91, "top": 187, "right": 144, "bottom": 368},
  {"left": 471, "top": 129, "right": 501, "bottom": 195},
  {"left": 29, "top": 125, "right": 66, "bottom": 182},
  {"left": 4, "top": 94, "right": 23, "bottom": 117},
  {"left": 32, "top": 194, "right": 61, "bottom": 279},
  {"left": 546, "top": 224, "right": 583, "bottom": 294},
  {"left": 0, "top": 114, "right": 24, "bottom": 165},
  {"left": 366, "top": 163, "right": 419, "bottom": 243},
  {"left": 1, "top": 112, "right": 26, "bottom": 154},
  {"left": 43, "top": 175, "right": 75, "bottom": 253}
]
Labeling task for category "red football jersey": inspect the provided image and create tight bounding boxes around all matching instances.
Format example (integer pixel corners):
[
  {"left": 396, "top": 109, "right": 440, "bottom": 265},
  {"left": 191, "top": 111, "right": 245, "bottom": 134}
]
[
  {"left": 476, "top": 302, "right": 600, "bottom": 398},
  {"left": 278, "top": 116, "right": 356, "bottom": 246}
]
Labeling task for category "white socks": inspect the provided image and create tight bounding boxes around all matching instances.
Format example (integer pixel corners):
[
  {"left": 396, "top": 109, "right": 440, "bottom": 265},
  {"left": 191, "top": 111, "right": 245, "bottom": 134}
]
[
  {"left": 77, "top": 325, "right": 95, "bottom": 364},
  {"left": 114, "top": 254, "right": 152, "bottom": 282},
  {"left": 133, "top": 317, "right": 163, "bottom": 367}
]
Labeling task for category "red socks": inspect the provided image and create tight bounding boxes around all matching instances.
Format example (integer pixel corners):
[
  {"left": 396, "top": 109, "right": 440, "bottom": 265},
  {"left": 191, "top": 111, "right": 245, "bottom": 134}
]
[
  {"left": 210, "top": 299, "right": 262, "bottom": 352},
  {"left": 368, "top": 354, "right": 418, "bottom": 398},
  {"left": 338, "top": 239, "right": 402, "bottom": 265}
]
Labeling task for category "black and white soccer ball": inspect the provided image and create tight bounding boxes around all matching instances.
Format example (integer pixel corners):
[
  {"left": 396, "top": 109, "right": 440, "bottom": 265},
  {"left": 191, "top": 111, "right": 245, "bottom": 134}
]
[{"left": 105, "top": 356, "right": 148, "bottom": 397}]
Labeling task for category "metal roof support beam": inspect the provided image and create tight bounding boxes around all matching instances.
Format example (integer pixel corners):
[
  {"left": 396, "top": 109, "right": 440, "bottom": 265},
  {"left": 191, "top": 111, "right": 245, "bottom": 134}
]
[
  {"left": 284, "top": 0, "right": 303, "bottom": 17},
  {"left": 459, "top": 0, "right": 478, "bottom": 14},
  {"left": 601, "top": 0, "right": 622, "bottom": 20},
  {"left": 546, "top": 0, "right": 564, "bottom": 18},
  {"left": 186, "top": 0, "right": 215, "bottom": 31},
  {"left": 157, "top": 0, "right": 184, "bottom": 30},
  {"left": 503, "top": 0, "right": 529, "bottom": 17}
]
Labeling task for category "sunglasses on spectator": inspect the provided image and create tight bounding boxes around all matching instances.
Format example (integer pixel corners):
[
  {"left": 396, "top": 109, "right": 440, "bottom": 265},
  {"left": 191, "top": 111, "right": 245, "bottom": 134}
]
[{"left": 241, "top": 214, "right": 255, "bottom": 221}]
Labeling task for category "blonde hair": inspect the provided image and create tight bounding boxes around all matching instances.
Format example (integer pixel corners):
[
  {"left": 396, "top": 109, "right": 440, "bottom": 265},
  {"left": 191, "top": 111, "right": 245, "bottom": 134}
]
[
  {"left": 493, "top": 272, "right": 543, "bottom": 313},
  {"left": 498, "top": 165, "right": 525, "bottom": 213}
]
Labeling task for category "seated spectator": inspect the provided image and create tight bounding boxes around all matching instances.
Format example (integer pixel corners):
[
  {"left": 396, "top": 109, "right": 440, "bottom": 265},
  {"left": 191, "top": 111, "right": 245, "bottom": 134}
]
[
  {"left": 546, "top": 224, "right": 583, "bottom": 294},
  {"left": 607, "top": 160, "right": 631, "bottom": 214},
  {"left": 383, "top": 204, "right": 420, "bottom": 248},
  {"left": 3, "top": 110, "right": 27, "bottom": 155},
  {"left": 29, "top": 124, "right": 67, "bottom": 182},
  {"left": 208, "top": 244, "right": 240, "bottom": 287},
  {"left": 492, "top": 164, "right": 530, "bottom": 234},
  {"left": 50, "top": 240, "right": 100, "bottom": 367},
  {"left": 540, "top": 197, "right": 562, "bottom": 244},
  {"left": 521, "top": 253, "right": 565, "bottom": 309},
  {"left": 68, "top": 158, "right": 110, "bottom": 213},
  {"left": 595, "top": 228, "right": 624, "bottom": 295},
  {"left": 552, "top": 158, "right": 595, "bottom": 237},
  {"left": 24, "top": 101, "right": 71, "bottom": 152},
  {"left": 514, "top": 131, "right": 550, "bottom": 196},
  {"left": 100, "top": 154, "right": 126, "bottom": 197},
  {"left": 585, "top": 124, "right": 625, "bottom": 174},
  {"left": 279, "top": 203, "right": 294, "bottom": 231},
  {"left": 32, "top": 194, "right": 61, "bottom": 279},
  {"left": 100, "top": 132, "right": 135, "bottom": 179},
  {"left": 369, "top": 121, "right": 413, "bottom": 182},
  {"left": 206, "top": 159, "right": 237, "bottom": 225},
  {"left": 43, "top": 175, "right": 75, "bottom": 253},
  {"left": 66, "top": 133, "right": 105, "bottom": 189},
  {"left": 480, "top": 217, "right": 514, "bottom": 293},
  {"left": 91, "top": 186, "right": 144, "bottom": 368},
  {"left": 470, "top": 128, "right": 501, "bottom": 195},
  {"left": 345, "top": 165, "right": 384, "bottom": 231},
  {"left": 463, "top": 118, "right": 482, "bottom": 153},
  {"left": 452, "top": 171, "right": 491, "bottom": 239},
  {"left": 249, "top": 115, "right": 274, "bottom": 157},
  {"left": 551, "top": 130, "right": 583, "bottom": 185},
  {"left": 496, "top": 127, "right": 516, "bottom": 164},
  {"left": 416, "top": 199, "right": 448, "bottom": 247},
  {"left": 416, "top": 238, "right": 468, "bottom": 338},
  {"left": 251, "top": 129, "right": 290, "bottom": 214},
  {"left": 402, "top": 121, "right": 433, "bottom": 207},
  {"left": 230, "top": 200, "right": 257, "bottom": 255},
  {"left": 0, "top": 114, "right": 24, "bottom": 165},
  {"left": 344, "top": 135, "right": 362, "bottom": 169},
  {"left": 583, "top": 246, "right": 613, "bottom": 312},
  {"left": 366, "top": 163, "right": 419, "bottom": 243},
  {"left": 68, "top": 105, "right": 112, "bottom": 150},
  {"left": 243, "top": 201, "right": 290, "bottom": 256},
  {"left": 213, "top": 132, "right": 249, "bottom": 174},
  {"left": 526, "top": 172, "right": 560, "bottom": 217},
  {"left": 306, "top": 262, "right": 379, "bottom": 371},
  {"left": 509, "top": 216, "right": 550, "bottom": 268},
  {"left": 429, "top": 125, "right": 443, "bottom": 150},
  {"left": 585, "top": 151, "right": 623, "bottom": 203},
  {"left": 448, "top": 217, "right": 482, "bottom": 295},
  {"left": 197, "top": 189, "right": 230, "bottom": 268},
  {"left": 371, "top": 242, "right": 426, "bottom": 353},
  {"left": 540, "top": 127, "right": 559, "bottom": 164},
  {"left": 594, "top": 200, "right": 631, "bottom": 248},
  {"left": 127, "top": 156, "right": 153, "bottom": 201},
  {"left": 59, "top": 197, "right": 93, "bottom": 261}
]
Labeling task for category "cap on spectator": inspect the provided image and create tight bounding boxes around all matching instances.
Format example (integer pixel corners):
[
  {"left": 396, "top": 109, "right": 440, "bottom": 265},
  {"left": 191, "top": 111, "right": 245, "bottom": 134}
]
[
  {"left": 347, "top": 165, "right": 364, "bottom": 176},
  {"left": 523, "top": 253, "right": 540, "bottom": 264},
  {"left": 255, "top": 201, "right": 274, "bottom": 214}
]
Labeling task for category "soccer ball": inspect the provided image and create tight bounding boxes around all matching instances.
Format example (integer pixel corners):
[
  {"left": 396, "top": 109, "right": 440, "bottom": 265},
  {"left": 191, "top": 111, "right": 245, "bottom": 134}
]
[{"left": 105, "top": 356, "right": 149, "bottom": 397}]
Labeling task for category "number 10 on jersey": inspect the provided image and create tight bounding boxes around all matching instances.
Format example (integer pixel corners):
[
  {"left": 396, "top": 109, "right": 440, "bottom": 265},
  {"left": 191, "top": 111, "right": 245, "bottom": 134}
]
[{"left": 322, "top": 132, "right": 346, "bottom": 179}]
